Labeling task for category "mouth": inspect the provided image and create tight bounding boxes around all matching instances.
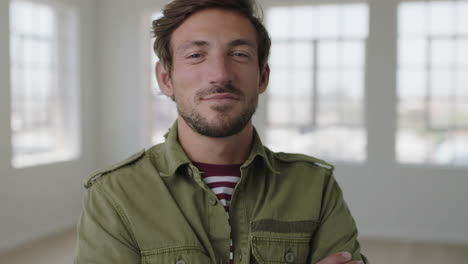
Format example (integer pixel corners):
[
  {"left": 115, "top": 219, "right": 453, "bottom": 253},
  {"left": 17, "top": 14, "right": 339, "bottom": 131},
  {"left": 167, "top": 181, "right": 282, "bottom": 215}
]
[{"left": 201, "top": 93, "right": 240, "bottom": 102}]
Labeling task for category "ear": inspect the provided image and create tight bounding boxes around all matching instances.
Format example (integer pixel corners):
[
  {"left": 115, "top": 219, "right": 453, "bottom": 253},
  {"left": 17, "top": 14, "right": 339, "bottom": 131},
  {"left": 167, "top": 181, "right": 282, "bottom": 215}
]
[
  {"left": 258, "top": 64, "right": 270, "bottom": 94},
  {"left": 156, "top": 62, "right": 173, "bottom": 97}
]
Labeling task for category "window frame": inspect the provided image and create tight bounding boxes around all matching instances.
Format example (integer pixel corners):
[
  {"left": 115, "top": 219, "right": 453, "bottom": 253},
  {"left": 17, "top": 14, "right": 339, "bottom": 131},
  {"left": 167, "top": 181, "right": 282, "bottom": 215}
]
[
  {"left": 396, "top": 0, "right": 468, "bottom": 166},
  {"left": 262, "top": 1, "right": 369, "bottom": 163}
]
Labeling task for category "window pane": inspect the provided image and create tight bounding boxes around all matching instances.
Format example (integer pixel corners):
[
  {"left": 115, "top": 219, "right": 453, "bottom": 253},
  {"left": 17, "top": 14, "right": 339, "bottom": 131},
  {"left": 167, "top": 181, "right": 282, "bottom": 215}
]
[
  {"left": 318, "top": 70, "right": 342, "bottom": 126},
  {"left": 399, "top": 2, "right": 427, "bottom": 37},
  {"left": 456, "top": 72, "right": 468, "bottom": 97},
  {"left": 398, "top": 69, "right": 426, "bottom": 99},
  {"left": 291, "top": 99, "right": 312, "bottom": 126},
  {"left": 431, "top": 70, "right": 453, "bottom": 97},
  {"left": 399, "top": 39, "right": 427, "bottom": 67},
  {"left": 456, "top": 40, "right": 468, "bottom": 67},
  {"left": 267, "top": 98, "right": 291, "bottom": 126},
  {"left": 342, "top": 41, "right": 365, "bottom": 67},
  {"left": 430, "top": 98, "right": 452, "bottom": 129},
  {"left": 342, "top": 71, "right": 364, "bottom": 125},
  {"left": 399, "top": 100, "right": 426, "bottom": 129},
  {"left": 455, "top": 100, "right": 468, "bottom": 127},
  {"left": 318, "top": 5, "right": 340, "bottom": 38},
  {"left": 270, "top": 42, "right": 289, "bottom": 67},
  {"left": 429, "top": 1, "right": 454, "bottom": 36},
  {"left": 342, "top": 4, "right": 369, "bottom": 38},
  {"left": 318, "top": 41, "right": 339, "bottom": 68},
  {"left": 268, "top": 70, "right": 289, "bottom": 97},
  {"left": 291, "top": 6, "right": 316, "bottom": 39},
  {"left": 292, "top": 42, "right": 313, "bottom": 68},
  {"left": 456, "top": 2, "right": 468, "bottom": 34},
  {"left": 292, "top": 69, "right": 313, "bottom": 97},
  {"left": 431, "top": 39, "right": 455, "bottom": 69},
  {"left": 267, "top": 7, "right": 290, "bottom": 40}
]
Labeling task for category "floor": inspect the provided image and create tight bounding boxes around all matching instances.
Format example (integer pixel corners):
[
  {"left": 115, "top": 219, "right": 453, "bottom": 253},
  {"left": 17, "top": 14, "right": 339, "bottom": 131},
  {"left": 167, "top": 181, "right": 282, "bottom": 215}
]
[{"left": 0, "top": 228, "right": 467, "bottom": 264}]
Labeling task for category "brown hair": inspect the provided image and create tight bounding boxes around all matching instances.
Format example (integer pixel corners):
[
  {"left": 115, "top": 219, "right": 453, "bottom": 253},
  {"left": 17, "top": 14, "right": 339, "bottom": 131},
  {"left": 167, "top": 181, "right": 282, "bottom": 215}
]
[{"left": 152, "top": 0, "right": 271, "bottom": 76}]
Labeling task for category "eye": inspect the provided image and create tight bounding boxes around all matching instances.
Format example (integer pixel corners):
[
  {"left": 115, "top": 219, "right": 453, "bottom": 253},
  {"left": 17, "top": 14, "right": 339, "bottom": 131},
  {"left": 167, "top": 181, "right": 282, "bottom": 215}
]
[
  {"left": 187, "top": 53, "right": 203, "bottom": 59},
  {"left": 232, "top": 51, "right": 249, "bottom": 58}
]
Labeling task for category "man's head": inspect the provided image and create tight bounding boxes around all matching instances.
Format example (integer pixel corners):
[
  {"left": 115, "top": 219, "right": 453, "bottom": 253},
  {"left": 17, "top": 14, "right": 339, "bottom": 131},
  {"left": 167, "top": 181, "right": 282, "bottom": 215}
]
[
  {"left": 153, "top": 0, "right": 271, "bottom": 138},
  {"left": 152, "top": 0, "right": 271, "bottom": 76}
]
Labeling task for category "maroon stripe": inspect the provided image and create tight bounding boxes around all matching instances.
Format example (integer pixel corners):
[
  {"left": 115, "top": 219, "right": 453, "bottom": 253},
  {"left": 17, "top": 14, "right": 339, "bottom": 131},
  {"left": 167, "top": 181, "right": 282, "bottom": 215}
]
[
  {"left": 207, "top": 182, "right": 238, "bottom": 189},
  {"left": 216, "top": 193, "right": 232, "bottom": 201},
  {"left": 201, "top": 175, "right": 241, "bottom": 181}
]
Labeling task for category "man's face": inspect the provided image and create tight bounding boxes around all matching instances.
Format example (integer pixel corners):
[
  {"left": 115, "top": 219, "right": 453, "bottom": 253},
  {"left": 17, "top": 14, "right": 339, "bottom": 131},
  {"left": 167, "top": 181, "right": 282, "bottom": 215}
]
[{"left": 157, "top": 8, "right": 269, "bottom": 137}]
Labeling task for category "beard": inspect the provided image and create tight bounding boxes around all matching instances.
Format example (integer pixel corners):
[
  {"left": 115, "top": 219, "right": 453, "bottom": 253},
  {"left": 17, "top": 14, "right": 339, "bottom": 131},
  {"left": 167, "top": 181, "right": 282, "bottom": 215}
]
[{"left": 176, "top": 84, "right": 258, "bottom": 138}]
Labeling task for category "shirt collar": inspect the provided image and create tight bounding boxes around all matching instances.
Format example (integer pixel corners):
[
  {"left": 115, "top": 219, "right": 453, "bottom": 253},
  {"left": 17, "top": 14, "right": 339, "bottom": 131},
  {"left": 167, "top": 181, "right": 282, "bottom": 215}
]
[
  {"left": 158, "top": 122, "right": 279, "bottom": 177},
  {"left": 157, "top": 122, "right": 191, "bottom": 177},
  {"left": 242, "top": 127, "right": 279, "bottom": 174}
]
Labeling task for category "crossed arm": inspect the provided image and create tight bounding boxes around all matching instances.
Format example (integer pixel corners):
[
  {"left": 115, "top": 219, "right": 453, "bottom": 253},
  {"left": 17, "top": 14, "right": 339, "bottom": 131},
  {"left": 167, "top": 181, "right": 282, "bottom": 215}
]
[{"left": 318, "top": 251, "right": 366, "bottom": 264}]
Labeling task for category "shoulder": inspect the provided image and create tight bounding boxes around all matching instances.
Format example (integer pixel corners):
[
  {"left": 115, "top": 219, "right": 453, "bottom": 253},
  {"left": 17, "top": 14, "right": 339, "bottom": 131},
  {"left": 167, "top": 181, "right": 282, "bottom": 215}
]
[
  {"left": 84, "top": 149, "right": 146, "bottom": 189},
  {"left": 266, "top": 148, "right": 335, "bottom": 175}
]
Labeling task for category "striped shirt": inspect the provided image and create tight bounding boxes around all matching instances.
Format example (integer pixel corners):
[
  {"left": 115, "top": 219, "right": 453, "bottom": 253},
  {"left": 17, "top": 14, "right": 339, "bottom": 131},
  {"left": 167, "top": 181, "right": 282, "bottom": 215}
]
[{"left": 192, "top": 162, "right": 241, "bottom": 264}]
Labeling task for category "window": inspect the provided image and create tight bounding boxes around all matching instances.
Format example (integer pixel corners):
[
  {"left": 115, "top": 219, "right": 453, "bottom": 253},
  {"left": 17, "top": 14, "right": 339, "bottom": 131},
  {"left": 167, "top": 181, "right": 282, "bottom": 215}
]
[
  {"left": 9, "top": 0, "right": 80, "bottom": 168},
  {"left": 148, "top": 12, "right": 177, "bottom": 145},
  {"left": 397, "top": 1, "right": 468, "bottom": 166},
  {"left": 265, "top": 4, "right": 369, "bottom": 162}
]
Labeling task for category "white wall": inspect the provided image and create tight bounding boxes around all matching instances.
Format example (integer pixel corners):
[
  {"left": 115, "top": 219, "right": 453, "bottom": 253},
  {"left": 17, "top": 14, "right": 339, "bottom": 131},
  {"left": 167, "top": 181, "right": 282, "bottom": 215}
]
[
  {"left": 0, "top": 0, "right": 99, "bottom": 252},
  {"left": 96, "top": 0, "right": 160, "bottom": 166}
]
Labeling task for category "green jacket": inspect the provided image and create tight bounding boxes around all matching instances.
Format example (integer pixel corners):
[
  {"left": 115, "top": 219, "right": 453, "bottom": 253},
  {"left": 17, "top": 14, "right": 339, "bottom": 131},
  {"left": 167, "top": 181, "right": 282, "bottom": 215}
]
[{"left": 76, "top": 124, "right": 368, "bottom": 264}]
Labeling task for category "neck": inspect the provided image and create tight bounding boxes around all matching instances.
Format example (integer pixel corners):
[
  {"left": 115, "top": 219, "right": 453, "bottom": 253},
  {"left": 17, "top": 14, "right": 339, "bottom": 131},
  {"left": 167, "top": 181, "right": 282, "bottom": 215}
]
[{"left": 176, "top": 117, "right": 254, "bottom": 165}]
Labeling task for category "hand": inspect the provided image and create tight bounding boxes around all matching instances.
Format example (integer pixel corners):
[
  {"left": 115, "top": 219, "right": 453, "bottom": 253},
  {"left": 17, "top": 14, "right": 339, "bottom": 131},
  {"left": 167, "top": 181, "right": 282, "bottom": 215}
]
[{"left": 316, "top": 251, "right": 364, "bottom": 264}]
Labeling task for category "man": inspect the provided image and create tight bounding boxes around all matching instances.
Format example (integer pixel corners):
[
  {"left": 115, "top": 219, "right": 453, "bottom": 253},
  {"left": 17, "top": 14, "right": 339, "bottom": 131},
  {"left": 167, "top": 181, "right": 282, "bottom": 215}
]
[{"left": 75, "top": 0, "right": 368, "bottom": 263}]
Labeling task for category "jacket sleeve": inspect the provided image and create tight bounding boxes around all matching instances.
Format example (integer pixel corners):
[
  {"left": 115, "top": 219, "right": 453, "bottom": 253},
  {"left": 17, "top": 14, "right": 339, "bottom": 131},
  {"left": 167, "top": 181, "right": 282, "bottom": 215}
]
[
  {"left": 308, "top": 172, "right": 369, "bottom": 264},
  {"left": 75, "top": 182, "right": 140, "bottom": 263}
]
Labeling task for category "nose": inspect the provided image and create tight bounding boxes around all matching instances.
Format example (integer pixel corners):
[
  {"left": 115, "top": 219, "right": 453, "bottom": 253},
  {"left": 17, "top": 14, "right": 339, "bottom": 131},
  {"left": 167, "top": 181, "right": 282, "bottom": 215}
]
[{"left": 208, "top": 53, "right": 232, "bottom": 85}]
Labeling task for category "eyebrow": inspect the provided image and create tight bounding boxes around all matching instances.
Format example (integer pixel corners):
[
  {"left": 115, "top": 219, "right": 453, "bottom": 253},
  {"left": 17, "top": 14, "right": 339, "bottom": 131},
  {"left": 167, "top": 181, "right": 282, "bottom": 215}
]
[
  {"left": 228, "top": 39, "right": 257, "bottom": 49},
  {"left": 176, "top": 40, "right": 209, "bottom": 54},
  {"left": 176, "top": 39, "right": 257, "bottom": 54}
]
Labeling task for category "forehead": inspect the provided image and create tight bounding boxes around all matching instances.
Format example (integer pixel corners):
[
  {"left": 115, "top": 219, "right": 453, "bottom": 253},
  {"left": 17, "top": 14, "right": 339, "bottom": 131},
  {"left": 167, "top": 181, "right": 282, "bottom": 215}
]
[{"left": 171, "top": 8, "right": 258, "bottom": 49}]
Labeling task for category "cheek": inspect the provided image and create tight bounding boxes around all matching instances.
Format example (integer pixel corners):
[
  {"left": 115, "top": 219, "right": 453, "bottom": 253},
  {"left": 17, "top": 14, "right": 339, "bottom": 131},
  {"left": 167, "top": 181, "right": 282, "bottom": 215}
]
[{"left": 173, "top": 65, "right": 204, "bottom": 87}]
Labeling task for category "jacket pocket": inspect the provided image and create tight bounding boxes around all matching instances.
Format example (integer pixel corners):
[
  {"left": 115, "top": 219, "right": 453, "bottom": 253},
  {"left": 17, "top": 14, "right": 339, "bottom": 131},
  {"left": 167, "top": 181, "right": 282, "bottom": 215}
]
[
  {"left": 251, "top": 235, "right": 311, "bottom": 264},
  {"left": 142, "top": 246, "right": 212, "bottom": 264}
]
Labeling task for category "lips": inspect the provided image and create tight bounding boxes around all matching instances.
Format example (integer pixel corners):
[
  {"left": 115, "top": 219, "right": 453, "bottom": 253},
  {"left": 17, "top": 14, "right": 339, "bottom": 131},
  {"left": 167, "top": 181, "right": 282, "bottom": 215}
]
[{"left": 201, "top": 93, "right": 239, "bottom": 101}]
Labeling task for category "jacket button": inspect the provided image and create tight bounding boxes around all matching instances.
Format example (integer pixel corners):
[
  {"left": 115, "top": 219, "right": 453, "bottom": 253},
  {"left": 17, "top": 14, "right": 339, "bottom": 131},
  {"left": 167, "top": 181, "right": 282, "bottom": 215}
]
[
  {"left": 209, "top": 196, "right": 218, "bottom": 205},
  {"left": 285, "top": 251, "right": 295, "bottom": 263},
  {"left": 176, "top": 260, "right": 186, "bottom": 264}
]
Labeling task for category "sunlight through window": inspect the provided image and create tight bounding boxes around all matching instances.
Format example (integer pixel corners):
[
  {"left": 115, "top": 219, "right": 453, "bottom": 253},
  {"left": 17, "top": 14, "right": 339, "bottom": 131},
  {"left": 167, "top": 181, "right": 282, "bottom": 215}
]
[
  {"left": 397, "top": 1, "right": 468, "bottom": 166},
  {"left": 10, "top": 0, "right": 80, "bottom": 168},
  {"left": 266, "top": 3, "right": 369, "bottom": 162}
]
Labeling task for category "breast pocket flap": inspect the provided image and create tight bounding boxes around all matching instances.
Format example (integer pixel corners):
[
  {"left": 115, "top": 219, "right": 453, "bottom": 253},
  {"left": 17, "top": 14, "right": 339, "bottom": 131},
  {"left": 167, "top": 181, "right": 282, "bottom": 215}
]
[{"left": 251, "top": 236, "right": 311, "bottom": 264}]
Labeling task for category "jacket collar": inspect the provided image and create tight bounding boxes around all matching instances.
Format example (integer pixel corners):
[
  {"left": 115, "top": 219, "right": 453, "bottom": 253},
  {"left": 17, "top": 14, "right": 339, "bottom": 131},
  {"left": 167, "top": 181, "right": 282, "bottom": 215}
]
[{"left": 158, "top": 122, "right": 278, "bottom": 177}]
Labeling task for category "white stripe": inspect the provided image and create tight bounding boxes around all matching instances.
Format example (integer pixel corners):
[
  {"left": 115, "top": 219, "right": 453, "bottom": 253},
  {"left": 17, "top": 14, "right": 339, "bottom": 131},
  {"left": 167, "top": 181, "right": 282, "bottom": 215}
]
[
  {"left": 211, "top": 187, "right": 234, "bottom": 195},
  {"left": 218, "top": 199, "right": 232, "bottom": 207},
  {"left": 202, "top": 176, "right": 240, "bottom": 184}
]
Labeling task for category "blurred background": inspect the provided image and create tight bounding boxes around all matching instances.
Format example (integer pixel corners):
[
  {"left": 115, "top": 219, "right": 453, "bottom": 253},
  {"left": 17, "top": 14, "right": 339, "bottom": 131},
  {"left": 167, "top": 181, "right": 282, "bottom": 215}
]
[{"left": 0, "top": 0, "right": 467, "bottom": 263}]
